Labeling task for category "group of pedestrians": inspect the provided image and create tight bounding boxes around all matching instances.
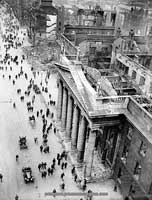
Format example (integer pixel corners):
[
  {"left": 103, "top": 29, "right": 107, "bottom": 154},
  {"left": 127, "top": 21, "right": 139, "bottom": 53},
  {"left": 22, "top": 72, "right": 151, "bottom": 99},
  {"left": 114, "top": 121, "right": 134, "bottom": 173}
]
[{"left": 0, "top": 2, "right": 92, "bottom": 200}]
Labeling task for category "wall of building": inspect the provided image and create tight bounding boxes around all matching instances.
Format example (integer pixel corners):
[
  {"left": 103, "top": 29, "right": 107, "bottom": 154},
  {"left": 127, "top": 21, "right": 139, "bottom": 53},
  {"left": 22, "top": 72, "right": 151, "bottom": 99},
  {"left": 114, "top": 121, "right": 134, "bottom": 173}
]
[{"left": 113, "top": 116, "right": 152, "bottom": 199}]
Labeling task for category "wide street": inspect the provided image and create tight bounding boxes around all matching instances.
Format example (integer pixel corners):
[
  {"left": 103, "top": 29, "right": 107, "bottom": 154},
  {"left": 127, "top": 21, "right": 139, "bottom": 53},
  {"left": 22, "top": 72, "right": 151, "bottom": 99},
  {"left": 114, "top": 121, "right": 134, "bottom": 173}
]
[{"left": 0, "top": 2, "right": 122, "bottom": 200}]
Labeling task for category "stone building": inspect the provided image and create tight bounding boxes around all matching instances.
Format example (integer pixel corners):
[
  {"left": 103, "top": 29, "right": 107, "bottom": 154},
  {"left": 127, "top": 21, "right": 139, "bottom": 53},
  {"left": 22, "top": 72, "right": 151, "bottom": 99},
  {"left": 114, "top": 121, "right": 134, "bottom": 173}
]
[{"left": 55, "top": 34, "right": 152, "bottom": 199}]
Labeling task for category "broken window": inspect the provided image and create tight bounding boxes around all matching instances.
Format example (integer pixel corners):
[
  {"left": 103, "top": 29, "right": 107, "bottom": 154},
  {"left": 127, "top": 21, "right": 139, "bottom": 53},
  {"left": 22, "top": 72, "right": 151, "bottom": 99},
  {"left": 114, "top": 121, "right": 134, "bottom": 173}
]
[
  {"left": 127, "top": 125, "right": 133, "bottom": 140},
  {"left": 121, "top": 144, "right": 129, "bottom": 164},
  {"left": 117, "top": 168, "right": 122, "bottom": 184},
  {"left": 134, "top": 161, "right": 141, "bottom": 180},
  {"left": 132, "top": 70, "right": 136, "bottom": 80},
  {"left": 139, "top": 141, "right": 147, "bottom": 157},
  {"left": 139, "top": 76, "right": 145, "bottom": 86}
]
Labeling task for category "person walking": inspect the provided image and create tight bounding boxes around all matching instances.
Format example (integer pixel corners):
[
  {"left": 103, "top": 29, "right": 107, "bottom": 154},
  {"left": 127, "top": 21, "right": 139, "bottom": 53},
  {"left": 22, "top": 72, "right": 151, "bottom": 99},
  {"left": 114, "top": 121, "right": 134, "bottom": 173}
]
[
  {"left": 16, "top": 154, "right": 19, "bottom": 162},
  {"left": 60, "top": 172, "right": 65, "bottom": 180},
  {"left": 40, "top": 145, "right": 43, "bottom": 153},
  {"left": 61, "top": 162, "right": 64, "bottom": 170},
  {"left": 74, "top": 174, "right": 77, "bottom": 182},
  {"left": 0, "top": 174, "right": 3, "bottom": 182},
  {"left": 15, "top": 194, "right": 19, "bottom": 200},
  {"left": 34, "top": 137, "right": 38, "bottom": 144},
  {"left": 52, "top": 188, "right": 56, "bottom": 198}
]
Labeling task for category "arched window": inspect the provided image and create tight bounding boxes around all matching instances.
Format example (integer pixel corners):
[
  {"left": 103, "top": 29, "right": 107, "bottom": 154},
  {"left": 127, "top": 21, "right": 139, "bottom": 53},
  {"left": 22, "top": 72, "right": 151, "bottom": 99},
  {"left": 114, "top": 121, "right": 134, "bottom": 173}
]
[{"left": 132, "top": 70, "right": 137, "bottom": 79}]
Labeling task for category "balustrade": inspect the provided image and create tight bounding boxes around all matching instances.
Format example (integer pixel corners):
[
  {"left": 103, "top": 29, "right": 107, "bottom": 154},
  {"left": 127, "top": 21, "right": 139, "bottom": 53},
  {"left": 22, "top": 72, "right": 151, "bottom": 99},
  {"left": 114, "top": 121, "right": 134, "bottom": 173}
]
[{"left": 57, "top": 33, "right": 78, "bottom": 56}]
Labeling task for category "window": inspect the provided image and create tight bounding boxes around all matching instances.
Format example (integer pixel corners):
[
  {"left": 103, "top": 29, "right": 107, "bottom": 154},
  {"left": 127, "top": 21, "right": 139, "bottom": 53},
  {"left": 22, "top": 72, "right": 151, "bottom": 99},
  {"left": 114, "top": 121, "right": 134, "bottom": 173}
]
[
  {"left": 132, "top": 70, "right": 137, "bottom": 79},
  {"left": 127, "top": 125, "right": 133, "bottom": 140},
  {"left": 121, "top": 144, "right": 129, "bottom": 164},
  {"left": 134, "top": 161, "right": 141, "bottom": 181},
  {"left": 149, "top": 82, "right": 152, "bottom": 93},
  {"left": 117, "top": 168, "right": 122, "bottom": 184},
  {"left": 139, "top": 76, "right": 145, "bottom": 86},
  {"left": 124, "top": 67, "right": 129, "bottom": 75},
  {"left": 107, "top": 129, "right": 114, "bottom": 147},
  {"left": 90, "top": 47, "right": 96, "bottom": 54},
  {"left": 139, "top": 141, "right": 147, "bottom": 157},
  {"left": 129, "top": 185, "right": 136, "bottom": 195}
]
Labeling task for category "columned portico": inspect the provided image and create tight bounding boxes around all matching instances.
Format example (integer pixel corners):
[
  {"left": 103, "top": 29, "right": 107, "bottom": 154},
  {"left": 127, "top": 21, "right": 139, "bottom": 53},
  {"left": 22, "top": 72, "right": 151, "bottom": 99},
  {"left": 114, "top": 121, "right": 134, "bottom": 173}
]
[
  {"left": 77, "top": 115, "right": 87, "bottom": 163},
  {"left": 71, "top": 104, "right": 79, "bottom": 150},
  {"left": 61, "top": 86, "right": 68, "bottom": 131},
  {"left": 85, "top": 130, "right": 96, "bottom": 177},
  {"left": 57, "top": 80, "right": 63, "bottom": 121},
  {"left": 66, "top": 94, "right": 73, "bottom": 140}
]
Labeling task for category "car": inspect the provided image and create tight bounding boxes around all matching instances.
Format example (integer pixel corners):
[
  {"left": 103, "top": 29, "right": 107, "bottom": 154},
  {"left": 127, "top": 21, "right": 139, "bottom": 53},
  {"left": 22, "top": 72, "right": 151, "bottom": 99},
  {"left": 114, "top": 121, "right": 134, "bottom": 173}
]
[
  {"left": 22, "top": 167, "right": 34, "bottom": 184},
  {"left": 19, "top": 137, "right": 28, "bottom": 150}
]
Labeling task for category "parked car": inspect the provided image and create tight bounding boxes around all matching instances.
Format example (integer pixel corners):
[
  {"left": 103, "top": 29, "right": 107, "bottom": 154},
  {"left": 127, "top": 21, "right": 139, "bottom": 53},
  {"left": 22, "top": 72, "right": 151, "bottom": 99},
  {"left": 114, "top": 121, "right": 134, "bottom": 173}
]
[{"left": 22, "top": 167, "right": 34, "bottom": 184}]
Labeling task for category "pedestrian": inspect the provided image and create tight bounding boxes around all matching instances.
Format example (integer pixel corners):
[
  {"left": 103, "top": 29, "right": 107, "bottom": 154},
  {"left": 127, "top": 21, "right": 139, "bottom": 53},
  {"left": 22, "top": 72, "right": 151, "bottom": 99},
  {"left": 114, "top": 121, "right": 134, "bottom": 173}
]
[
  {"left": 64, "top": 162, "right": 67, "bottom": 169},
  {"left": 34, "top": 137, "right": 38, "bottom": 144},
  {"left": 15, "top": 194, "right": 19, "bottom": 200},
  {"left": 48, "top": 167, "right": 51, "bottom": 176},
  {"left": 61, "top": 182, "right": 65, "bottom": 190},
  {"left": 54, "top": 127, "right": 56, "bottom": 134},
  {"left": 65, "top": 153, "right": 68, "bottom": 160},
  {"left": 71, "top": 166, "right": 75, "bottom": 175},
  {"left": 57, "top": 153, "right": 60, "bottom": 160},
  {"left": 16, "top": 154, "right": 19, "bottom": 162},
  {"left": 38, "top": 164, "right": 41, "bottom": 171},
  {"left": 52, "top": 188, "right": 56, "bottom": 198},
  {"left": 43, "top": 171, "right": 47, "bottom": 178},
  {"left": 51, "top": 163, "right": 55, "bottom": 170},
  {"left": 37, "top": 111, "right": 39, "bottom": 117},
  {"left": 50, "top": 167, "right": 53, "bottom": 175},
  {"left": 53, "top": 158, "right": 56, "bottom": 164},
  {"left": 61, "top": 162, "right": 64, "bottom": 170},
  {"left": 114, "top": 182, "right": 117, "bottom": 192},
  {"left": 0, "top": 174, "right": 3, "bottom": 182},
  {"left": 58, "top": 158, "right": 61, "bottom": 166},
  {"left": 74, "top": 174, "right": 77, "bottom": 182},
  {"left": 61, "top": 172, "right": 65, "bottom": 180},
  {"left": 13, "top": 102, "right": 16, "bottom": 108},
  {"left": 40, "top": 145, "right": 43, "bottom": 153}
]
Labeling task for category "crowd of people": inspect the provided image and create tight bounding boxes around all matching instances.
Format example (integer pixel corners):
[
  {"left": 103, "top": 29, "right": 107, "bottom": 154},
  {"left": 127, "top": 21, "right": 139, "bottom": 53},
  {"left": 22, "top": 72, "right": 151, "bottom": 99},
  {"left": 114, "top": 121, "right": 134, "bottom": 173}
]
[{"left": 0, "top": 2, "right": 96, "bottom": 200}]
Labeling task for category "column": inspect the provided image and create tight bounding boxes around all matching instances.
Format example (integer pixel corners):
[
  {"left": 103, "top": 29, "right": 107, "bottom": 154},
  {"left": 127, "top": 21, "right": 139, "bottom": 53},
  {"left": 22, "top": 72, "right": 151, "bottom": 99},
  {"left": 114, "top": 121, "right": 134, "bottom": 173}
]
[
  {"left": 85, "top": 130, "right": 96, "bottom": 178},
  {"left": 71, "top": 104, "right": 79, "bottom": 150},
  {"left": 61, "top": 86, "right": 68, "bottom": 131},
  {"left": 77, "top": 115, "right": 87, "bottom": 163},
  {"left": 66, "top": 94, "right": 73, "bottom": 140},
  {"left": 57, "top": 79, "right": 63, "bottom": 121}
]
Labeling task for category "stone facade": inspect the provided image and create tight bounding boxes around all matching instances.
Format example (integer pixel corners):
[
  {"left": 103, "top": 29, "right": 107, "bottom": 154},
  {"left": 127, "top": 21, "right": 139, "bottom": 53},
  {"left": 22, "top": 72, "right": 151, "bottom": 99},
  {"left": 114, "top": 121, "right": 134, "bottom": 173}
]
[{"left": 56, "top": 70, "right": 152, "bottom": 200}]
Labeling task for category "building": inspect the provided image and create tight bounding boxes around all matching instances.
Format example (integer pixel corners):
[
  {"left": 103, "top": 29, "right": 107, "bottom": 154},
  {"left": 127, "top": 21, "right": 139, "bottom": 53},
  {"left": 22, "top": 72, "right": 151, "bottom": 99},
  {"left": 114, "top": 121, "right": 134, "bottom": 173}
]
[{"left": 55, "top": 17, "right": 152, "bottom": 199}]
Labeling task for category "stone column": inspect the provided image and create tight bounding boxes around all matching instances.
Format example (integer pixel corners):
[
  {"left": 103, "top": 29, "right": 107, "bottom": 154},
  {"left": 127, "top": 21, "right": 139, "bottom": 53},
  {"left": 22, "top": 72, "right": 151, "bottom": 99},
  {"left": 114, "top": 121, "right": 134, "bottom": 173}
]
[
  {"left": 57, "top": 79, "right": 63, "bottom": 121},
  {"left": 85, "top": 130, "right": 96, "bottom": 178},
  {"left": 66, "top": 94, "right": 73, "bottom": 140},
  {"left": 71, "top": 104, "right": 79, "bottom": 150},
  {"left": 61, "top": 86, "right": 68, "bottom": 131},
  {"left": 77, "top": 115, "right": 87, "bottom": 163}
]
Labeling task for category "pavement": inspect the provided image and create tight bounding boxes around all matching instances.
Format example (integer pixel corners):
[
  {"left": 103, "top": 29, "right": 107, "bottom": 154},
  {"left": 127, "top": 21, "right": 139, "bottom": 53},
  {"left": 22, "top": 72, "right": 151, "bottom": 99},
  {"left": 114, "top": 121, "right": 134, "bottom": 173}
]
[{"left": 0, "top": 2, "right": 123, "bottom": 200}]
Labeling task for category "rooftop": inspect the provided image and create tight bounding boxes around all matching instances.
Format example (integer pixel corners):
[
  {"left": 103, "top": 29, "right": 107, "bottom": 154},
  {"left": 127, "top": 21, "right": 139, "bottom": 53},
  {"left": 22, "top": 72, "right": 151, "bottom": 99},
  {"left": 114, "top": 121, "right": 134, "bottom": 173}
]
[{"left": 56, "top": 53, "right": 152, "bottom": 145}]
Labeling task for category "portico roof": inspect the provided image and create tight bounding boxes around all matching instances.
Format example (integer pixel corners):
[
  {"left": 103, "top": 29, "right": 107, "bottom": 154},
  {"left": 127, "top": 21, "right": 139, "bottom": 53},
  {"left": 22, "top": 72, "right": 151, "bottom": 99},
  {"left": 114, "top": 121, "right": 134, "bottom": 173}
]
[{"left": 55, "top": 56, "right": 126, "bottom": 117}]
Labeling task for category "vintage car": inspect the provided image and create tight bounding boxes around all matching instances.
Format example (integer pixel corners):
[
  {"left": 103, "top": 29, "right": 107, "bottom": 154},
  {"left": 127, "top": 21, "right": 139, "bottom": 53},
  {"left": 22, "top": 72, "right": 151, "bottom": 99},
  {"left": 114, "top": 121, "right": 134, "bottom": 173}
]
[
  {"left": 22, "top": 167, "right": 34, "bottom": 184},
  {"left": 19, "top": 137, "right": 28, "bottom": 150}
]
